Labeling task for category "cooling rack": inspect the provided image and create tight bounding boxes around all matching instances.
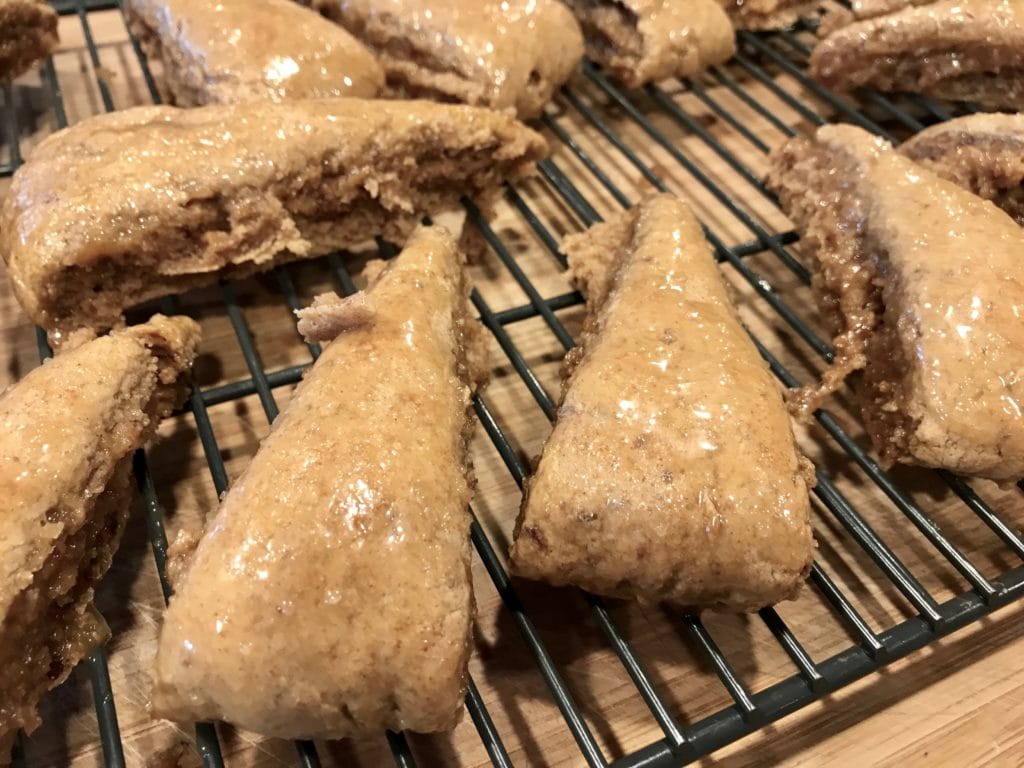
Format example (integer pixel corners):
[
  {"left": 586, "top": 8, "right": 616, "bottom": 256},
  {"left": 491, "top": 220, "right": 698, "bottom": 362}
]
[{"left": 2, "top": 2, "right": 1023, "bottom": 766}]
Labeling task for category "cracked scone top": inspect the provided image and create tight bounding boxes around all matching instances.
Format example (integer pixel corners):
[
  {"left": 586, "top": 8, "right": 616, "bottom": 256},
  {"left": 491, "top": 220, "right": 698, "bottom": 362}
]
[
  {"left": 767, "top": 124, "right": 1024, "bottom": 481},
  {"left": 123, "top": 0, "right": 384, "bottom": 104},
  {"left": 306, "top": 0, "right": 584, "bottom": 118}
]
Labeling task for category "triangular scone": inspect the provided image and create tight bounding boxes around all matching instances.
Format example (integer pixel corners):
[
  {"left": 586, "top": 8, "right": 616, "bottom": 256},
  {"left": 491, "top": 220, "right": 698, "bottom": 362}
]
[
  {"left": 152, "top": 226, "right": 487, "bottom": 739},
  {"left": 0, "top": 99, "right": 545, "bottom": 344},
  {"left": 510, "top": 194, "right": 814, "bottom": 612},
  {"left": 767, "top": 124, "right": 1024, "bottom": 481},
  {"left": 565, "top": 0, "right": 735, "bottom": 87},
  {"left": 124, "top": 0, "right": 385, "bottom": 104},
  {"left": 810, "top": 0, "right": 1024, "bottom": 110},
  {"left": 305, "top": 0, "right": 583, "bottom": 118},
  {"left": 0, "top": 315, "right": 199, "bottom": 754},
  {"left": 899, "top": 113, "right": 1024, "bottom": 225},
  {"left": 0, "top": 0, "right": 58, "bottom": 80},
  {"left": 717, "top": 0, "right": 817, "bottom": 30}
]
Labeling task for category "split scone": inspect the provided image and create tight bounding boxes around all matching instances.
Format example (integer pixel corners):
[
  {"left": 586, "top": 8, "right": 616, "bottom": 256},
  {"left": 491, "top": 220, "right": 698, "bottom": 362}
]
[
  {"left": 152, "top": 226, "right": 486, "bottom": 738},
  {"left": 566, "top": 0, "right": 736, "bottom": 87},
  {"left": 0, "top": 99, "right": 545, "bottom": 345},
  {"left": 717, "top": 0, "right": 817, "bottom": 30},
  {"left": 767, "top": 124, "right": 1024, "bottom": 482},
  {"left": 123, "top": 0, "right": 384, "bottom": 105},
  {"left": 305, "top": 0, "right": 584, "bottom": 118},
  {"left": 899, "top": 113, "right": 1024, "bottom": 225},
  {"left": 0, "top": 0, "right": 58, "bottom": 80},
  {"left": 0, "top": 315, "right": 199, "bottom": 755},
  {"left": 810, "top": 0, "right": 1024, "bottom": 110},
  {"left": 510, "top": 194, "right": 815, "bottom": 611}
]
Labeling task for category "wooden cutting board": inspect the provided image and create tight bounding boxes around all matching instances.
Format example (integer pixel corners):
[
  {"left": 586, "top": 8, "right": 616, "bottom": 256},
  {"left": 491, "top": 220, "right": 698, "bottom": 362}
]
[{"left": 2, "top": 9, "right": 1023, "bottom": 768}]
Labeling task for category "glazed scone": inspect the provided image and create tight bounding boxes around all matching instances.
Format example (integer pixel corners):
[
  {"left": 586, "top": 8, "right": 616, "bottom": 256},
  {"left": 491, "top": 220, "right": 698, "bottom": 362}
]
[
  {"left": 0, "top": 0, "right": 58, "bottom": 80},
  {"left": 510, "top": 194, "right": 815, "bottom": 612},
  {"left": 0, "top": 315, "right": 199, "bottom": 756},
  {"left": 810, "top": 0, "right": 1024, "bottom": 110},
  {"left": 767, "top": 124, "right": 1024, "bottom": 481},
  {"left": 717, "top": 0, "right": 817, "bottom": 30},
  {"left": 0, "top": 99, "right": 546, "bottom": 344},
  {"left": 123, "top": 0, "right": 384, "bottom": 105},
  {"left": 152, "top": 226, "right": 485, "bottom": 738},
  {"left": 305, "top": 0, "right": 584, "bottom": 118},
  {"left": 566, "top": 0, "right": 736, "bottom": 87},
  {"left": 899, "top": 113, "right": 1024, "bottom": 225},
  {"left": 817, "top": 0, "right": 923, "bottom": 36}
]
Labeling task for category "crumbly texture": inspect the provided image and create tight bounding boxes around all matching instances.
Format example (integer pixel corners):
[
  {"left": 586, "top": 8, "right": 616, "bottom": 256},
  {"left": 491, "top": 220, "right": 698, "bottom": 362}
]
[
  {"left": 0, "top": 0, "right": 58, "bottom": 80},
  {"left": 900, "top": 113, "right": 1024, "bottom": 225},
  {"left": 123, "top": 0, "right": 384, "bottom": 105},
  {"left": 0, "top": 315, "right": 200, "bottom": 750},
  {"left": 0, "top": 99, "right": 546, "bottom": 345},
  {"left": 716, "top": 0, "right": 817, "bottom": 30},
  {"left": 306, "top": 0, "right": 584, "bottom": 118},
  {"left": 566, "top": 0, "right": 735, "bottom": 87},
  {"left": 767, "top": 124, "right": 1024, "bottom": 482},
  {"left": 810, "top": 0, "right": 1024, "bottom": 110},
  {"left": 510, "top": 194, "right": 815, "bottom": 612},
  {"left": 152, "top": 226, "right": 487, "bottom": 739}
]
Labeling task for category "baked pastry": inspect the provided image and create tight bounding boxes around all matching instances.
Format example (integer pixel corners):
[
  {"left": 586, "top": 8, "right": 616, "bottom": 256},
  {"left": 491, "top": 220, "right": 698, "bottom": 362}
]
[
  {"left": 817, "top": 0, "right": 921, "bottom": 35},
  {"left": 0, "top": 0, "right": 58, "bottom": 80},
  {"left": 123, "top": 0, "right": 384, "bottom": 105},
  {"left": 0, "top": 315, "right": 199, "bottom": 756},
  {"left": 304, "top": 0, "right": 584, "bottom": 118},
  {"left": 152, "top": 226, "right": 486, "bottom": 738},
  {"left": 899, "top": 113, "right": 1024, "bottom": 225},
  {"left": 510, "top": 194, "right": 815, "bottom": 611},
  {"left": 566, "top": 0, "right": 736, "bottom": 87},
  {"left": 717, "top": 0, "right": 817, "bottom": 30},
  {"left": 0, "top": 99, "right": 545, "bottom": 345},
  {"left": 810, "top": 0, "right": 1024, "bottom": 110},
  {"left": 767, "top": 124, "right": 1024, "bottom": 482}
]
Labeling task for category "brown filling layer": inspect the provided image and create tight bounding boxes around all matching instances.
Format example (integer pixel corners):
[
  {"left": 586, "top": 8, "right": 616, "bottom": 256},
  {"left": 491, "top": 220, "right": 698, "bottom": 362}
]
[
  {"left": 45, "top": 146, "right": 516, "bottom": 336},
  {"left": 567, "top": 1, "right": 643, "bottom": 78}
]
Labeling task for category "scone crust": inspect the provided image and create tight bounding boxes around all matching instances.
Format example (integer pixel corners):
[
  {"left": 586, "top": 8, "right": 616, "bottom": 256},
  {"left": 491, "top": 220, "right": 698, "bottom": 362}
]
[{"left": 0, "top": 0, "right": 58, "bottom": 80}]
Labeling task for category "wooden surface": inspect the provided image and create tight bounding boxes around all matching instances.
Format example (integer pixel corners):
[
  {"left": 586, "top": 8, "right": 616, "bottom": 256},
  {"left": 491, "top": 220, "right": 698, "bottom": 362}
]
[{"left": 2, "top": 8, "right": 1024, "bottom": 768}]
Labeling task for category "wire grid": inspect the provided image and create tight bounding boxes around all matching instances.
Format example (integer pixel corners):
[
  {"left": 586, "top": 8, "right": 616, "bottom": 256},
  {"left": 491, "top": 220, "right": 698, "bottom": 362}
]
[{"left": 3, "top": 2, "right": 1024, "bottom": 766}]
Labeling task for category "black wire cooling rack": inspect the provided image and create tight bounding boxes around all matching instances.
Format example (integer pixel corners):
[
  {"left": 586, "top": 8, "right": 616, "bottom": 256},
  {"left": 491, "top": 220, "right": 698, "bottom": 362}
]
[{"left": 3, "top": 2, "right": 1024, "bottom": 766}]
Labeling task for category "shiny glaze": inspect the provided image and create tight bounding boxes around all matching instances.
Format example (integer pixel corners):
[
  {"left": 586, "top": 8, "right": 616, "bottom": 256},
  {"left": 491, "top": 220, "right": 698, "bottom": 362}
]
[
  {"left": 817, "top": 125, "right": 1024, "bottom": 480},
  {"left": 511, "top": 194, "right": 814, "bottom": 611},
  {"left": 125, "top": 0, "right": 383, "bottom": 103},
  {"left": 152, "top": 227, "right": 481, "bottom": 738},
  {"left": 312, "top": 0, "right": 583, "bottom": 117}
]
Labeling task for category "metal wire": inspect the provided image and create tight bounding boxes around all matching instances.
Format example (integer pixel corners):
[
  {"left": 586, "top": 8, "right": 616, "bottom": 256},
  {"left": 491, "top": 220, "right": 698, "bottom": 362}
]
[{"left": 2, "top": 2, "right": 1022, "bottom": 767}]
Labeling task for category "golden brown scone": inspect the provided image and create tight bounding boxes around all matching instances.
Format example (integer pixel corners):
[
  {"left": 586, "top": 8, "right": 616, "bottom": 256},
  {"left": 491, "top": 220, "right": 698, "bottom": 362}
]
[
  {"left": 152, "top": 226, "right": 486, "bottom": 739},
  {"left": 0, "top": 0, "right": 58, "bottom": 80},
  {"left": 123, "top": 0, "right": 384, "bottom": 105},
  {"left": 899, "top": 113, "right": 1024, "bottom": 225},
  {"left": 305, "top": 0, "right": 584, "bottom": 118},
  {"left": 767, "top": 124, "right": 1024, "bottom": 482},
  {"left": 717, "top": 0, "right": 817, "bottom": 30},
  {"left": 0, "top": 315, "right": 199, "bottom": 755},
  {"left": 0, "top": 99, "right": 546, "bottom": 345},
  {"left": 566, "top": 0, "right": 735, "bottom": 87},
  {"left": 810, "top": 0, "right": 1024, "bottom": 110},
  {"left": 817, "top": 0, "right": 923, "bottom": 36},
  {"left": 510, "top": 194, "right": 815, "bottom": 612}
]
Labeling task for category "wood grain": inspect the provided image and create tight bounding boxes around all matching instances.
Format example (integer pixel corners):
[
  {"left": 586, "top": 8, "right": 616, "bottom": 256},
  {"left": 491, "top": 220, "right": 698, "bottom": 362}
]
[{"left": 2, "top": 8, "right": 1023, "bottom": 768}]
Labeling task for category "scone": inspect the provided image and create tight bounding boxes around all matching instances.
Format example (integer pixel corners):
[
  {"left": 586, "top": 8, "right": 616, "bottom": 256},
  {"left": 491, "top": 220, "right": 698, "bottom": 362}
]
[
  {"left": 0, "top": 0, "right": 58, "bottom": 80},
  {"left": 767, "top": 124, "right": 1024, "bottom": 482},
  {"left": 566, "top": 0, "right": 736, "bottom": 87},
  {"left": 899, "top": 113, "right": 1024, "bottom": 225},
  {"left": 0, "top": 99, "right": 546, "bottom": 344},
  {"left": 510, "top": 194, "right": 815, "bottom": 611},
  {"left": 810, "top": 0, "right": 1024, "bottom": 110},
  {"left": 0, "top": 315, "right": 199, "bottom": 756},
  {"left": 717, "top": 0, "right": 817, "bottom": 30},
  {"left": 124, "top": 0, "right": 384, "bottom": 104},
  {"left": 305, "top": 0, "right": 584, "bottom": 118},
  {"left": 152, "top": 226, "right": 486, "bottom": 739}
]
